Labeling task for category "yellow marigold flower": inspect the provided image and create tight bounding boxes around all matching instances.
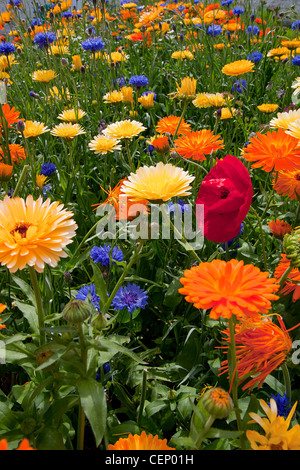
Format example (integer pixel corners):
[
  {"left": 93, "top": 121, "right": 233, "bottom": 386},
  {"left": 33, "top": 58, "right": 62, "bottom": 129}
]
[
  {"left": 50, "top": 122, "right": 85, "bottom": 141},
  {"left": 0, "top": 195, "right": 77, "bottom": 273},
  {"left": 267, "top": 47, "right": 290, "bottom": 58},
  {"left": 36, "top": 174, "right": 48, "bottom": 190},
  {"left": 138, "top": 92, "right": 155, "bottom": 109},
  {"left": 0, "top": 54, "right": 18, "bottom": 71},
  {"left": 104, "top": 51, "right": 129, "bottom": 63},
  {"left": 269, "top": 109, "right": 300, "bottom": 130},
  {"left": 138, "top": 6, "right": 163, "bottom": 25},
  {"left": 192, "top": 93, "right": 212, "bottom": 108},
  {"left": 246, "top": 399, "right": 300, "bottom": 450},
  {"left": 88, "top": 135, "right": 122, "bottom": 155},
  {"left": 108, "top": 431, "right": 175, "bottom": 450},
  {"left": 216, "top": 107, "right": 238, "bottom": 119},
  {"left": 120, "top": 86, "right": 134, "bottom": 105},
  {"left": 49, "top": 44, "right": 70, "bottom": 56},
  {"left": 57, "top": 108, "right": 86, "bottom": 123},
  {"left": 222, "top": 59, "right": 255, "bottom": 76},
  {"left": 32, "top": 69, "right": 57, "bottom": 83},
  {"left": 257, "top": 104, "right": 279, "bottom": 113},
  {"left": 22, "top": 120, "right": 50, "bottom": 138},
  {"left": 281, "top": 39, "right": 300, "bottom": 50},
  {"left": 170, "top": 76, "right": 197, "bottom": 101},
  {"left": 103, "top": 119, "right": 146, "bottom": 140},
  {"left": 0, "top": 71, "right": 11, "bottom": 84},
  {"left": 120, "top": 161, "right": 194, "bottom": 202},
  {"left": 103, "top": 90, "right": 124, "bottom": 104},
  {"left": 71, "top": 54, "right": 83, "bottom": 71},
  {"left": 171, "top": 50, "right": 194, "bottom": 60}
]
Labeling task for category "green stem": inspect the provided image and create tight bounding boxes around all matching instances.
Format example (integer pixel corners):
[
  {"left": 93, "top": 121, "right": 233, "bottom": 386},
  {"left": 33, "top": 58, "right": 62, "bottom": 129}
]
[
  {"left": 228, "top": 316, "right": 246, "bottom": 450},
  {"left": 281, "top": 362, "right": 292, "bottom": 403},
  {"left": 195, "top": 414, "right": 215, "bottom": 449},
  {"left": 250, "top": 206, "right": 268, "bottom": 271},
  {"left": 173, "top": 100, "right": 188, "bottom": 141},
  {"left": 13, "top": 164, "right": 29, "bottom": 197},
  {"left": 28, "top": 266, "right": 45, "bottom": 344},
  {"left": 279, "top": 264, "right": 293, "bottom": 290},
  {"left": 137, "top": 368, "right": 148, "bottom": 427},
  {"left": 77, "top": 323, "right": 87, "bottom": 450},
  {"left": 125, "top": 138, "right": 134, "bottom": 172}
]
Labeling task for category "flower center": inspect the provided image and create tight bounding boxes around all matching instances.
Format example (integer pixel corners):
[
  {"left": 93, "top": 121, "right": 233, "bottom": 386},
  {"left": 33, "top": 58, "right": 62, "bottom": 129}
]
[
  {"left": 270, "top": 442, "right": 284, "bottom": 450},
  {"left": 295, "top": 173, "right": 300, "bottom": 181},
  {"left": 220, "top": 188, "right": 230, "bottom": 199},
  {"left": 10, "top": 222, "right": 31, "bottom": 239},
  {"left": 122, "top": 292, "right": 138, "bottom": 306}
]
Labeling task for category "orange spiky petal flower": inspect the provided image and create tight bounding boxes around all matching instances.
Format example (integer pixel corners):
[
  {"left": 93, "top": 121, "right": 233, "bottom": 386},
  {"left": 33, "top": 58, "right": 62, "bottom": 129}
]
[
  {"left": 0, "top": 103, "right": 23, "bottom": 129},
  {"left": 274, "top": 253, "right": 300, "bottom": 302},
  {"left": 242, "top": 128, "right": 300, "bottom": 172},
  {"left": 273, "top": 169, "right": 300, "bottom": 201},
  {"left": 0, "top": 438, "right": 35, "bottom": 450},
  {"left": 178, "top": 259, "right": 280, "bottom": 320},
  {"left": 108, "top": 431, "right": 175, "bottom": 450},
  {"left": 268, "top": 219, "right": 292, "bottom": 239},
  {"left": 92, "top": 179, "right": 148, "bottom": 221},
  {"left": 218, "top": 315, "right": 294, "bottom": 392},
  {"left": 155, "top": 115, "right": 191, "bottom": 136},
  {"left": 173, "top": 129, "right": 224, "bottom": 161}
]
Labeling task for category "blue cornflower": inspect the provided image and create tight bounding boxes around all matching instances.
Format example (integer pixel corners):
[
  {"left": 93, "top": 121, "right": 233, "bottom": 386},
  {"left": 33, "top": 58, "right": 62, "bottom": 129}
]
[
  {"left": 168, "top": 199, "right": 191, "bottom": 214},
  {"left": 128, "top": 75, "right": 149, "bottom": 88},
  {"left": 270, "top": 393, "right": 293, "bottom": 418},
  {"left": 232, "top": 79, "right": 247, "bottom": 93},
  {"left": 111, "top": 283, "right": 148, "bottom": 314},
  {"left": 76, "top": 283, "right": 100, "bottom": 311},
  {"left": 0, "top": 43, "right": 15, "bottom": 56},
  {"left": 34, "top": 32, "right": 56, "bottom": 49},
  {"left": 247, "top": 51, "right": 263, "bottom": 64},
  {"left": 291, "top": 20, "right": 300, "bottom": 30},
  {"left": 81, "top": 36, "right": 105, "bottom": 52},
  {"left": 40, "top": 162, "right": 57, "bottom": 176},
  {"left": 222, "top": 223, "right": 244, "bottom": 251},
  {"left": 90, "top": 244, "right": 124, "bottom": 267},
  {"left": 207, "top": 24, "right": 222, "bottom": 36},
  {"left": 292, "top": 55, "right": 300, "bottom": 66},
  {"left": 232, "top": 7, "right": 244, "bottom": 16},
  {"left": 117, "top": 76, "right": 126, "bottom": 87},
  {"left": 221, "top": 0, "right": 233, "bottom": 6},
  {"left": 246, "top": 25, "right": 260, "bottom": 35},
  {"left": 31, "top": 18, "right": 43, "bottom": 26}
]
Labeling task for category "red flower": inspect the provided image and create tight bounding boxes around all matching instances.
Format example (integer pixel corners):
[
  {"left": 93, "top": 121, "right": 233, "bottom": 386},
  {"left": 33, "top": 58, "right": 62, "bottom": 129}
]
[{"left": 195, "top": 155, "right": 252, "bottom": 243}]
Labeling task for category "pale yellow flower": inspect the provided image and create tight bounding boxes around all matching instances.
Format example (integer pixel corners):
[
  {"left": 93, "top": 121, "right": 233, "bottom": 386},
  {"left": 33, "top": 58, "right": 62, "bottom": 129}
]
[
  {"left": 269, "top": 109, "right": 300, "bottom": 129},
  {"left": 88, "top": 135, "right": 122, "bottom": 155},
  {"left": 32, "top": 69, "right": 57, "bottom": 83},
  {"left": 103, "top": 119, "right": 146, "bottom": 140},
  {"left": 57, "top": 108, "right": 86, "bottom": 123},
  {"left": 50, "top": 122, "right": 85, "bottom": 141}
]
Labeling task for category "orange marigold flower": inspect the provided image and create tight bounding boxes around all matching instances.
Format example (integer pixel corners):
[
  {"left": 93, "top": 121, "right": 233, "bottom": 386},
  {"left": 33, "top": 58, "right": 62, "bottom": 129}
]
[
  {"left": 274, "top": 253, "right": 300, "bottom": 302},
  {"left": 0, "top": 438, "right": 35, "bottom": 450},
  {"left": 149, "top": 135, "right": 170, "bottom": 154},
  {"left": 242, "top": 128, "right": 300, "bottom": 172},
  {"left": 218, "top": 315, "right": 294, "bottom": 392},
  {"left": 273, "top": 169, "right": 300, "bottom": 200},
  {"left": 108, "top": 431, "right": 175, "bottom": 450},
  {"left": 0, "top": 144, "right": 26, "bottom": 165},
  {"left": 92, "top": 179, "right": 148, "bottom": 221},
  {"left": 222, "top": 59, "right": 255, "bottom": 76},
  {"left": 268, "top": 219, "right": 292, "bottom": 239},
  {"left": 178, "top": 259, "right": 279, "bottom": 320},
  {"left": 173, "top": 129, "right": 224, "bottom": 161},
  {"left": 155, "top": 115, "right": 191, "bottom": 136},
  {"left": 0, "top": 162, "right": 13, "bottom": 181},
  {"left": 0, "top": 103, "right": 23, "bottom": 129},
  {"left": 0, "top": 303, "right": 6, "bottom": 330}
]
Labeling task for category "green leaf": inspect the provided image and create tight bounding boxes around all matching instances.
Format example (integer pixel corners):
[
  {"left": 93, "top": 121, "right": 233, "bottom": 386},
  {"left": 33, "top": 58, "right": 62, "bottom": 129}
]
[
  {"left": 77, "top": 379, "right": 107, "bottom": 447},
  {"left": 98, "top": 337, "right": 147, "bottom": 365},
  {"left": 92, "top": 261, "right": 109, "bottom": 308},
  {"left": 12, "top": 275, "right": 36, "bottom": 306},
  {"left": 14, "top": 301, "right": 39, "bottom": 335},
  {"left": 0, "top": 402, "right": 18, "bottom": 430}
]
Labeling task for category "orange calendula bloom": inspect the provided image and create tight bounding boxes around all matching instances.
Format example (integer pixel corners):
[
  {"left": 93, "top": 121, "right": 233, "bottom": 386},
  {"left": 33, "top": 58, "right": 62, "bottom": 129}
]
[
  {"left": 92, "top": 179, "right": 148, "bottom": 221},
  {"left": 0, "top": 303, "right": 6, "bottom": 329},
  {"left": 218, "top": 315, "right": 294, "bottom": 391},
  {"left": 178, "top": 259, "right": 279, "bottom": 320},
  {"left": 149, "top": 135, "right": 170, "bottom": 154},
  {"left": 273, "top": 169, "right": 300, "bottom": 200},
  {"left": 242, "top": 128, "right": 300, "bottom": 172},
  {"left": 268, "top": 219, "right": 292, "bottom": 239},
  {"left": 0, "top": 162, "right": 13, "bottom": 181},
  {"left": 108, "top": 431, "right": 175, "bottom": 450},
  {"left": 0, "top": 144, "right": 26, "bottom": 165},
  {"left": 173, "top": 129, "right": 224, "bottom": 161},
  {"left": 246, "top": 398, "right": 300, "bottom": 450},
  {"left": 0, "top": 195, "right": 77, "bottom": 273},
  {"left": 0, "top": 438, "right": 35, "bottom": 450},
  {"left": 274, "top": 253, "right": 300, "bottom": 302},
  {"left": 155, "top": 115, "right": 191, "bottom": 136},
  {"left": 0, "top": 103, "right": 23, "bottom": 129},
  {"left": 222, "top": 59, "right": 255, "bottom": 76}
]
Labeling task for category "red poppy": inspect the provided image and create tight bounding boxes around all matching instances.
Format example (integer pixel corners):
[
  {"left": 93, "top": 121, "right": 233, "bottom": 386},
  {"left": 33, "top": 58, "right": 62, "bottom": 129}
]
[{"left": 195, "top": 155, "right": 252, "bottom": 243}]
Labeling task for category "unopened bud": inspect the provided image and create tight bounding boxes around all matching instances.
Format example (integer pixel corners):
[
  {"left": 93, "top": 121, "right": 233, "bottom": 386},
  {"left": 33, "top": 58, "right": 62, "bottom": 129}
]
[
  {"left": 201, "top": 387, "right": 233, "bottom": 419},
  {"left": 63, "top": 299, "right": 91, "bottom": 324}
]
